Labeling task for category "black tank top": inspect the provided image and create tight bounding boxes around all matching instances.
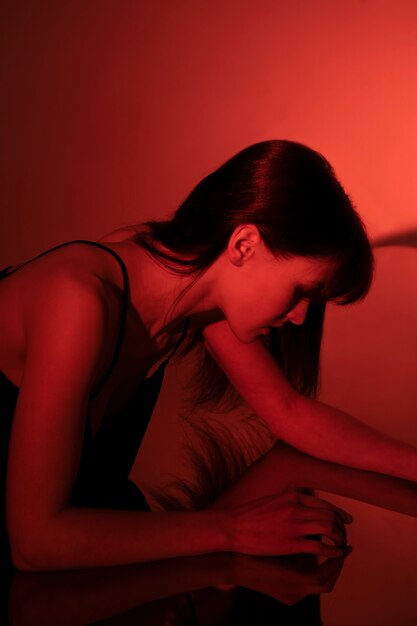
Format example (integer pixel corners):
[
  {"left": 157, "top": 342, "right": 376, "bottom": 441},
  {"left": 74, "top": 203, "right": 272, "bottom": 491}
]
[
  {"left": 0, "top": 242, "right": 322, "bottom": 626},
  {"left": 0, "top": 240, "right": 189, "bottom": 570}
]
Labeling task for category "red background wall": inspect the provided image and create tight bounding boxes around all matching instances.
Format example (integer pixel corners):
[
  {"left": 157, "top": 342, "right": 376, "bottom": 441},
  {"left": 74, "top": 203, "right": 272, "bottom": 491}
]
[
  {"left": 2, "top": 0, "right": 417, "bottom": 265},
  {"left": 1, "top": 2, "right": 417, "bottom": 623}
]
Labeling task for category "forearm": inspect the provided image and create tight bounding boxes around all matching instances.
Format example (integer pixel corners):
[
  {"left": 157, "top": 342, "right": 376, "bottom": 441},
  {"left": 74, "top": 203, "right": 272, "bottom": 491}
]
[
  {"left": 203, "top": 322, "right": 417, "bottom": 484},
  {"left": 12, "top": 506, "right": 230, "bottom": 571},
  {"left": 283, "top": 396, "right": 417, "bottom": 482}
]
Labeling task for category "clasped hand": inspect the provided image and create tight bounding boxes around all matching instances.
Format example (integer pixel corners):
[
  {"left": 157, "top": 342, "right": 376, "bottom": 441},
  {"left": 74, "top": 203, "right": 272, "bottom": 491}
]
[{"left": 228, "top": 489, "right": 352, "bottom": 558}]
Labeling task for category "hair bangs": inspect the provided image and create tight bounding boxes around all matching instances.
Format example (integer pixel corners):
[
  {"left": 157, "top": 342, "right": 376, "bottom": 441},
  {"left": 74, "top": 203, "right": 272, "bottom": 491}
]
[{"left": 326, "top": 244, "right": 374, "bottom": 305}]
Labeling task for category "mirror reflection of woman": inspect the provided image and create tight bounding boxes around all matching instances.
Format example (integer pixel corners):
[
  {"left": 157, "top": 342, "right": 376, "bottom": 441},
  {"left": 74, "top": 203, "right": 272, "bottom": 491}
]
[
  {"left": 2, "top": 139, "right": 417, "bottom": 572},
  {"left": 9, "top": 550, "right": 348, "bottom": 626}
]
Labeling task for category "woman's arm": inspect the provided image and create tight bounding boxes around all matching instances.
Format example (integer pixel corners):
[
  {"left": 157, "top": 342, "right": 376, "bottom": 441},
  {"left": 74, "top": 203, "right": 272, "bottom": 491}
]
[
  {"left": 7, "top": 274, "right": 227, "bottom": 570},
  {"left": 203, "top": 320, "right": 417, "bottom": 482},
  {"left": 7, "top": 276, "right": 348, "bottom": 570}
]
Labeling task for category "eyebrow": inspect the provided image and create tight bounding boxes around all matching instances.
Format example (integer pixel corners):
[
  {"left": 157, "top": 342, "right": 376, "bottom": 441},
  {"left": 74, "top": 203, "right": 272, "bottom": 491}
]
[
  {"left": 300, "top": 281, "right": 328, "bottom": 300},
  {"left": 278, "top": 282, "right": 328, "bottom": 321},
  {"left": 302, "top": 281, "right": 325, "bottom": 292}
]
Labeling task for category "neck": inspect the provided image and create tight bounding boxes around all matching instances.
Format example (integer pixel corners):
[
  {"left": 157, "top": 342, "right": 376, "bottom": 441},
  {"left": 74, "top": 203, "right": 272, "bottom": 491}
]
[{"left": 127, "top": 244, "right": 223, "bottom": 345}]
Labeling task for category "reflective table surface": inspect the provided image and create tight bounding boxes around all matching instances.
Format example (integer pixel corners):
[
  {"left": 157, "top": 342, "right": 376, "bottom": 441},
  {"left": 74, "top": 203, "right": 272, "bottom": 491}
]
[
  {"left": 5, "top": 552, "right": 337, "bottom": 626},
  {"left": 5, "top": 496, "right": 417, "bottom": 626}
]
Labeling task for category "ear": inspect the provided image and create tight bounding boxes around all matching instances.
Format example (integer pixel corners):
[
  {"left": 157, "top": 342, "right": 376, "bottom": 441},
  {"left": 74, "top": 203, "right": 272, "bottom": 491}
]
[{"left": 227, "top": 225, "right": 262, "bottom": 266}]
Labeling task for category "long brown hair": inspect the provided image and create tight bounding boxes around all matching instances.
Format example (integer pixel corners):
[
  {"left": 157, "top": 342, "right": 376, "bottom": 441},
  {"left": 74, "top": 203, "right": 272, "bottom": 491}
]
[
  {"left": 134, "top": 139, "right": 373, "bottom": 402},
  {"left": 133, "top": 140, "right": 374, "bottom": 509}
]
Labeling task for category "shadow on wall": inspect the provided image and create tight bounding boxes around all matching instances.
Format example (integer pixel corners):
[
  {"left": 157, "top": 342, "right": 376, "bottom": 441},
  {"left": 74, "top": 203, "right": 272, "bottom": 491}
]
[
  {"left": 373, "top": 228, "right": 417, "bottom": 248},
  {"left": 320, "top": 227, "right": 417, "bottom": 626},
  {"left": 320, "top": 227, "right": 417, "bottom": 445}
]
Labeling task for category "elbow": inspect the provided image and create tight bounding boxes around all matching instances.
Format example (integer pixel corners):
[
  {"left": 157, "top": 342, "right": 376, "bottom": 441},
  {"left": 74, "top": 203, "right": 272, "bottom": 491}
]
[
  {"left": 11, "top": 545, "right": 60, "bottom": 573},
  {"left": 9, "top": 526, "right": 59, "bottom": 572},
  {"left": 12, "top": 556, "right": 38, "bottom": 573},
  {"left": 10, "top": 539, "right": 40, "bottom": 572}
]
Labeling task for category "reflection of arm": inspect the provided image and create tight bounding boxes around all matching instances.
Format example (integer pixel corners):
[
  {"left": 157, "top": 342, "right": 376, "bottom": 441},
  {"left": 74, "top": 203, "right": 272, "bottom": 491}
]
[
  {"left": 9, "top": 555, "right": 234, "bottom": 626},
  {"left": 7, "top": 276, "right": 227, "bottom": 571},
  {"left": 9, "top": 552, "right": 345, "bottom": 626},
  {"left": 203, "top": 320, "right": 417, "bottom": 482}
]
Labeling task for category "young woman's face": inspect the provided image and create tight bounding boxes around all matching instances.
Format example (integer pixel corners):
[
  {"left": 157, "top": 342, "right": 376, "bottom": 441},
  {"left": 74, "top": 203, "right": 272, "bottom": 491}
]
[{"left": 217, "top": 230, "right": 336, "bottom": 343}]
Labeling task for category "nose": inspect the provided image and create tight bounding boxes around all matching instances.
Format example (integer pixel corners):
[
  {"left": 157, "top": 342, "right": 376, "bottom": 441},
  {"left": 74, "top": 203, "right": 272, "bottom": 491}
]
[{"left": 285, "top": 299, "right": 309, "bottom": 326}]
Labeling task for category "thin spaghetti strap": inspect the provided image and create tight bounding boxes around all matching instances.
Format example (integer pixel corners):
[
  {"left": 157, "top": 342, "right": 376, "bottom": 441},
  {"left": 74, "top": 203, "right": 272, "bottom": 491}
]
[
  {"left": 77, "top": 242, "right": 130, "bottom": 397},
  {"left": 2, "top": 239, "right": 126, "bottom": 281},
  {"left": 2, "top": 239, "right": 130, "bottom": 397}
]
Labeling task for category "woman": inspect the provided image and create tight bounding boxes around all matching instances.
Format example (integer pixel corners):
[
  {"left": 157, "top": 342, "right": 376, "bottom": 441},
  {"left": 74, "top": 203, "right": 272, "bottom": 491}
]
[{"left": 1, "top": 140, "right": 415, "bottom": 572}]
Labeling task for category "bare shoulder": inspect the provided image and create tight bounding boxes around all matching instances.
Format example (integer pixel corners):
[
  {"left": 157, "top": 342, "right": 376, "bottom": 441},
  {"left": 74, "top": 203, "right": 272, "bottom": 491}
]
[
  {"left": 0, "top": 244, "right": 124, "bottom": 387},
  {"left": 28, "top": 256, "right": 108, "bottom": 322},
  {"left": 23, "top": 272, "right": 112, "bottom": 399},
  {"left": 4, "top": 242, "right": 124, "bottom": 314}
]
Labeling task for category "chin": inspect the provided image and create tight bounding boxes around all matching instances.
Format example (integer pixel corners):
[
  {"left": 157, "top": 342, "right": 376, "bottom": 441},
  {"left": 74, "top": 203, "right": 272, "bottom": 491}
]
[
  {"left": 243, "top": 330, "right": 265, "bottom": 344},
  {"left": 228, "top": 325, "right": 255, "bottom": 344}
]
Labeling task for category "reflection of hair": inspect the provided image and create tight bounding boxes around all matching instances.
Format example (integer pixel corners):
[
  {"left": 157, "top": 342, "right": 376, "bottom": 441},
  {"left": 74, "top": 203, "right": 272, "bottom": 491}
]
[{"left": 134, "top": 140, "right": 373, "bottom": 401}]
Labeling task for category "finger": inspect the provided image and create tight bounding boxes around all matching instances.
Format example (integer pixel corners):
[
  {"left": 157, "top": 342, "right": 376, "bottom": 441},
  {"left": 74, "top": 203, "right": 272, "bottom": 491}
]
[
  {"left": 304, "top": 545, "right": 353, "bottom": 583},
  {"left": 343, "top": 545, "right": 354, "bottom": 558},
  {"left": 295, "top": 506, "right": 348, "bottom": 539},
  {"left": 299, "top": 494, "right": 353, "bottom": 524},
  {"left": 297, "top": 539, "right": 345, "bottom": 559},
  {"left": 302, "top": 521, "right": 347, "bottom": 547},
  {"left": 317, "top": 567, "right": 343, "bottom": 594},
  {"left": 317, "top": 554, "right": 345, "bottom": 580},
  {"left": 319, "top": 546, "right": 352, "bottom": 568},
  {"left": 306, "top": 558, "right": 344, "bottom": 593},
  {"left": 305, "top": 521, "right": 347, "bottom": 548}
]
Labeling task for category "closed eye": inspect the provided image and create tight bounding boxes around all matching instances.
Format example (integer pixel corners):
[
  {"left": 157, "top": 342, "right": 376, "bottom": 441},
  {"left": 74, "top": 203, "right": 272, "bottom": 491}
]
[
  {"left": 275, "top": 287, "right": 305, "bottom": 321},
  {"left": 300, "top": 282, "right": 328, "bottom": 303}
]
